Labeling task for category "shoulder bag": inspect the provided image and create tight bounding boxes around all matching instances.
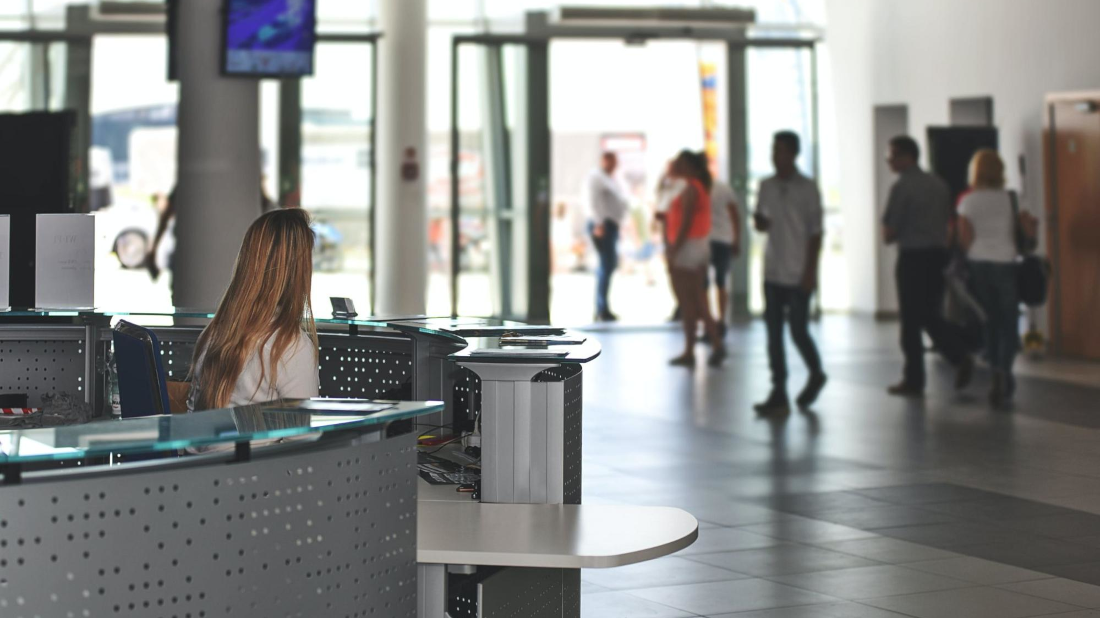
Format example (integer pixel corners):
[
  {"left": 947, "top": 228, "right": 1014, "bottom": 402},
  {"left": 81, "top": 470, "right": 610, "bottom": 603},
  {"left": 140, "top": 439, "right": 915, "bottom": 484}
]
[{"left": 1009, "top": 191, "right": 1050, "bottom": 307}]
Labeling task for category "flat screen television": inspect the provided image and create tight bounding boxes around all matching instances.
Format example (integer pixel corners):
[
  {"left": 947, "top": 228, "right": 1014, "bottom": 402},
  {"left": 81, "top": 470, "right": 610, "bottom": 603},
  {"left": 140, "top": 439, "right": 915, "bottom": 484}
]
[{"left": 222, "top": 0, "right": 316, "bottom": 78}]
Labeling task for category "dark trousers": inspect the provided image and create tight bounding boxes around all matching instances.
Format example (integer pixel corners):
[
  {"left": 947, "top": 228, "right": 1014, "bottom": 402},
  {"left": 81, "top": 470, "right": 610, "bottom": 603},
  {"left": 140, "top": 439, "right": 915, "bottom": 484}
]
[
  {"left": 589, "top": 219, "right": 619, "bottom": 317},
  {"left": 764, "top": 283, "right": 823, "bottom": 390},
  {"left": 969, "top": 261, "right": 1019, "bottom": 376},
  {"left": 896, "top": 248, "right": 966, "bottom": 389}
]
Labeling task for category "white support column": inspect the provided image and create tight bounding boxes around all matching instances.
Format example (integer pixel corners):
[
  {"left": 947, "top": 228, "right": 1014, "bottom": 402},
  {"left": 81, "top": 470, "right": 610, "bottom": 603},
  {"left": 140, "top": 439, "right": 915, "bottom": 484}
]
[
  {"left": 172, "top": 0, "right": 261, "bottom": 308},
  {"left": 376, "top": 0, "right": 428, "bottom": 315}
]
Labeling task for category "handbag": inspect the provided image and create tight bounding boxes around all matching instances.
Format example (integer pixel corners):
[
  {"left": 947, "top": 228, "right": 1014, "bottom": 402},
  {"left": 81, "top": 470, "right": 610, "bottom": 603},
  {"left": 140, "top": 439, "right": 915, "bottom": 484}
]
[{"left": 1009, "top": 192, "right": 1050, "bottom": 307}]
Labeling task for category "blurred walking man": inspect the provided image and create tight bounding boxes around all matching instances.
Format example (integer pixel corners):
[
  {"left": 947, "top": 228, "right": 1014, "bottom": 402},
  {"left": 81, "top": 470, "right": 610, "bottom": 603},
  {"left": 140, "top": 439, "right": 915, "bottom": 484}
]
[
  {"left": 753, "top": 131, "right": 827, "bottom": 414},
  {"left": 585, "top": 151, "right": 630, "bottom": 322},
  {"left": 882, "top": 135, "right": 973, "bottom": 397}
]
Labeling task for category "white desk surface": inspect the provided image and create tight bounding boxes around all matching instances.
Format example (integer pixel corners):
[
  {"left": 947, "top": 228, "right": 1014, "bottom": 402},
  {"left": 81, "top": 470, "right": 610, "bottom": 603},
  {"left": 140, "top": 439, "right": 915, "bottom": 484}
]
[{"left": 417, "top": 499, "right": 699, "bottom": 569}]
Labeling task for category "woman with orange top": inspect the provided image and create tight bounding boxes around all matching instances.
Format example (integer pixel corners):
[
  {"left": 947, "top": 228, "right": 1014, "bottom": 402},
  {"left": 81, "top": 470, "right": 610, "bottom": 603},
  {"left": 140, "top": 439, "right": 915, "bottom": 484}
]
[{"left": 667, "top": 150, "right": 726, "bottom": 368}]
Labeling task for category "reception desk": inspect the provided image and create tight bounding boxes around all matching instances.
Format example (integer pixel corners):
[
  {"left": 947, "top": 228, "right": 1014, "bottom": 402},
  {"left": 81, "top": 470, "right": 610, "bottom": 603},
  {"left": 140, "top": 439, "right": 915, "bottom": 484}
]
[
  {"left": 0, "top": 399, "right": 442, "bottom": 617},
  {"left": 0, "top": 310, "right": 695, "bottom": 618}
]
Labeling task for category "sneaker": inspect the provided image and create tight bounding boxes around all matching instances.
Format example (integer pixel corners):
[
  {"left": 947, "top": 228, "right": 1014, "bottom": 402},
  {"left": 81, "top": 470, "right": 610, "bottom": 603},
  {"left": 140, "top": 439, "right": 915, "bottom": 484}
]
[
  {"left": 955, "top": 355, "right": 974, "bottom": 390},
  {"left": 707, "top": 345, "right": 727, "bottom": 368},
  {"left": 796, "top": 372, "right": 828, "bottom": 408},
  {"left": 887, "top": 382, "right": 924, "bottom": 398},
  {"left": 669, "top": 354, "right": 696, "bottom": 368},
  {"left": 989, "top": 372, "right": 1006, "bottom": 408},
  {"left": 754, "top": 391, "right": 790, "bottom": 415}
]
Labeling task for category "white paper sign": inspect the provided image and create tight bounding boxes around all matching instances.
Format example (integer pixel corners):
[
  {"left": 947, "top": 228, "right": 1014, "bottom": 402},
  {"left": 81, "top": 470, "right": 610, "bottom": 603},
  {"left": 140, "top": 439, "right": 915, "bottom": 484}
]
[
  {"left": 0, "top": 216, "right": 9, "bottom": 310},
  {"left": 36, "top": 214, "right": 95, "bottom": 309}
]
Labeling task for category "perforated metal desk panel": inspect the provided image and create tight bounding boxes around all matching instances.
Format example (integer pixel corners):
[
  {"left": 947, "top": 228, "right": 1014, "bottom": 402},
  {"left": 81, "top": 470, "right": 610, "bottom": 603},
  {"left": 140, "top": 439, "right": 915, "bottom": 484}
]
[
  {"left": 0, "top": 399, "right": 442, "bottom": 618},
  {"left": 0, "top": 310, "right": 472, "bottom": 423}
]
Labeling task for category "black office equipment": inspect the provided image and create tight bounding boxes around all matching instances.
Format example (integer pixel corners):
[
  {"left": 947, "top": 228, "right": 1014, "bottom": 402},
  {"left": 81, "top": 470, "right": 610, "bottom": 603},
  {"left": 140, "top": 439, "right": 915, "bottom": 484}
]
[
  {"left": 330, "top": 297, "right": 358, "bottom": 318},
  {"left": 0, "top": 111, "right": 75, "bottom": 309},
  {"left": 926, "top": 126, "right": 999, "bottom": 204},
  {"left": 113, "top": 320, "right": 171, "bottom": 418}
]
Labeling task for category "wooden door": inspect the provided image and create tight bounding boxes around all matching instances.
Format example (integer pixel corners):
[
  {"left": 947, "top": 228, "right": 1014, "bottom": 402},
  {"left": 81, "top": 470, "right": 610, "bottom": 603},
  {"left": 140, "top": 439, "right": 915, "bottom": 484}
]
[{"left": 1046, "top": 98, "right": 1100, "bottom": 359}]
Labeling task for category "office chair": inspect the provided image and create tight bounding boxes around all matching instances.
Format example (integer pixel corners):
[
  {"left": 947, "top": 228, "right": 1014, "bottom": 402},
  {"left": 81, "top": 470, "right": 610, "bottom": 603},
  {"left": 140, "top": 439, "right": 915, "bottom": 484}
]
[{"left": 112, "top": 320, "right": 171, "bottom": 418}]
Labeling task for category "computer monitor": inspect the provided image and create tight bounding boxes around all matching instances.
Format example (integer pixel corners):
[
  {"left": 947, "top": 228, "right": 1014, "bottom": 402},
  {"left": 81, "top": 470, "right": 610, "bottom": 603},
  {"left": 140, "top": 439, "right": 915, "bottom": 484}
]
[{"left": 221, "top": 0, "right": 317, "bottom": 78}]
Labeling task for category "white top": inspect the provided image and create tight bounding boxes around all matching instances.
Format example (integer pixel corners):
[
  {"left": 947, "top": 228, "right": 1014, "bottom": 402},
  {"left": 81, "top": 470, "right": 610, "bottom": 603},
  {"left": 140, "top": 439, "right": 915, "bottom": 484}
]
[
  {"left": 655, "top": 177, "right": 685, "bottom": 214},
  {"left": 958, "top": 188, "right": 1017, "bottom": 264},
  {"left": 584, "top": 168, "right": 630, "bottom": 224},
  {"left": 709, "top": 181, "right": 739, "bottom": 244},
  {"left": 757, "top": 172, "right": 824, "bottom": 286},
  {"left": 417, "top": 501, "right": 699, "bottom": 569},
  {"left": 187, "top": 330, "right": 319, "bottom": 411}
]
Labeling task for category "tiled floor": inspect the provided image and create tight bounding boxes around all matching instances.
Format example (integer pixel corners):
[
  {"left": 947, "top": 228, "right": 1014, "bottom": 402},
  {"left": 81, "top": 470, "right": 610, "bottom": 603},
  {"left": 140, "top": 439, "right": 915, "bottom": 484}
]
[{"left": 579, "top": 316, "right": 1100, "bottom": 617}]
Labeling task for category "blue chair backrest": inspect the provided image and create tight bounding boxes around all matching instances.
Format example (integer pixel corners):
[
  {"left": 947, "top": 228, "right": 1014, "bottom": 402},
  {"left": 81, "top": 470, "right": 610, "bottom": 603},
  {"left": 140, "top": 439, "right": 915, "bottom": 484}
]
[{"left": 112, "top": 320, "right": 171, "bottom": 418}]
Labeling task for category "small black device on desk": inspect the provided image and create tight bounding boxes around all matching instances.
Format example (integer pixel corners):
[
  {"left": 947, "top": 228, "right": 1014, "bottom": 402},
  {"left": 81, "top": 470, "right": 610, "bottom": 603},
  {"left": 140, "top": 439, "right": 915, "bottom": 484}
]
[{"left": 330, "top": 297, "right": 358, "bottom": 318}]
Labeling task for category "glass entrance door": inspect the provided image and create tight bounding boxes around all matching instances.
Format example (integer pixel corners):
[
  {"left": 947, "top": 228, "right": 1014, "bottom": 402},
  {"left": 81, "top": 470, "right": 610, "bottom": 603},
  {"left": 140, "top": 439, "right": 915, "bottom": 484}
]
[{"left": 446, "top": 35, "right": 550, "bottom": 320}]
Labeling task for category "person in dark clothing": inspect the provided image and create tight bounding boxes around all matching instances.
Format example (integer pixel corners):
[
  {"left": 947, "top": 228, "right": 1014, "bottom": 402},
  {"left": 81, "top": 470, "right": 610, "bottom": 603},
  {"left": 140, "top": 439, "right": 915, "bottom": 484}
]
[{"left": 882, "top": 136, "right": 974, "bottom": 397}]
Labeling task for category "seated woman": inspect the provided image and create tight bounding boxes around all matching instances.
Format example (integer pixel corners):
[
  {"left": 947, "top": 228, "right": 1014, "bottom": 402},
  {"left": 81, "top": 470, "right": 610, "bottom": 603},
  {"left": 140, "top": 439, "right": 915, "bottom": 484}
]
[{"left": 188, "top": 208, "right": 319, "bottom": 411}]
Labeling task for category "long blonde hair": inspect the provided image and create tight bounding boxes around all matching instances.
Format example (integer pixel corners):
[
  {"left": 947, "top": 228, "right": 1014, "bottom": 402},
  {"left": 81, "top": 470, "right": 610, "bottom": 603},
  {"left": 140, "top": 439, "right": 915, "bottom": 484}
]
[
  {"left": 969, "top": 148, "right": 1006, "bottom": 189},
  {"left": 192, "top": 208, "right": 318, "bottom": 409}
]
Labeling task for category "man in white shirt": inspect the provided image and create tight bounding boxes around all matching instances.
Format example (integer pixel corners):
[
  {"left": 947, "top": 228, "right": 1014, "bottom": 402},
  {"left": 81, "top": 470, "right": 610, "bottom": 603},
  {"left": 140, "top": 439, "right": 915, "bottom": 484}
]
[
  {"left": 585, "top": 152, "right": 630, "bottom": 321},
  {"left": 753, "top": 131, "right": 827, "bottom": 414},
  {"left": 707, "top": 178, "right": 742, "bottom": 336}
]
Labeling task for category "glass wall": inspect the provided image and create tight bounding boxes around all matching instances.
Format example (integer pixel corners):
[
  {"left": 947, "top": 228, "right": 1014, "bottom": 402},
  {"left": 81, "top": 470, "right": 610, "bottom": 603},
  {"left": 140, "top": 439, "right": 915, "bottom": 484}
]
[
  {"left": 89, "top": 34, "right": 178, "bottom": 309},
  {"left": 0, "top": 0, "right": 837, "bottom": 317},
  {"left": 301, "top": 42, "right": 375, "bottom": 314}
]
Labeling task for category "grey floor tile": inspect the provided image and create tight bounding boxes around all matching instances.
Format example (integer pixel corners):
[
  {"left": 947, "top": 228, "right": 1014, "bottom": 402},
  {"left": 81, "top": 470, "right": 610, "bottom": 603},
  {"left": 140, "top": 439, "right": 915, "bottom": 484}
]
[
  {"left": 818, "top": 537, "right": 961, "bottom": 564},
  {"left": 902, "top": 557, "right": 1051, "bottom": 585},
  {"left": 923, "top": 497, "right": 1073, "bottom": 522},
  {"left": 739, "top": 519, "right": 879, "bottom": 544},
  {"left": 965, "top": 539, "right": 1100, "bottom": 568},
  {"left": 687, "top": 544, "right": 879, "bottom": 577},
  {"left": 580, "top": 591, "right": 692, "bottom": 618},
  {"left": 628, "top": 579, "right": 838, "bottom": 615},
  {"left": 759, "top": 491, "right": 893, "bottom": 515},
  {"left": 688, "top": 502, "right": 794, "bottom": 527},
  {"left": 853, "top": 483, "right": 1005, "bottom": 505},
  {"left": 1044, "top": 563, "right": 1100, "bottom": 587},
  {"left": 812, "top": 504, "right": 961, "bottom": 530},
  {"left": 675, "top": 526, "right": 785, "bottom": 556},
  {"left": 581, "top": 556, "right": 748, "bottom": 590},
  {"left": 1004, "top": 513, "right": 1100, "bottom": 540},
  {"left": 709, "top": 602, "right": 916, "bottom": 617},
  {"left": 581, "top": 580, "right": 612, "bottom": 594},
  {"left": 1001, "top": 578, "right": 1100, "bottom": 608},
  {"left": 1030, "top": 612, "right": 1100, "bottom": 617},
  {"left": 862, "top": 586, "right": 1082, "bottom": 618},
  {"left": 769, "top": 564, "right": 970, "bottom": 600},
  {"left": 874, "top": 522, "right": 1023, "bottom": 549}
]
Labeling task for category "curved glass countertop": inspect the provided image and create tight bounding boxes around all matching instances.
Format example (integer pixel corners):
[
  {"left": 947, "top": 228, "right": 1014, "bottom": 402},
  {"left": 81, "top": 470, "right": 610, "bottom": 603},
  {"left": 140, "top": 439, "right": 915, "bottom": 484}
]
[{"left": 0, "top": 399, "right": 443, "bottom": 465}]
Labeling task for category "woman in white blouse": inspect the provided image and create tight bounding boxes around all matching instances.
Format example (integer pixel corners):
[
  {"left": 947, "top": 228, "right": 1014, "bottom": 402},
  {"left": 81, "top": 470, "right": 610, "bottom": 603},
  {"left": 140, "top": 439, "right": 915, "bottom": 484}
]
[
  {"left": 188, "top": 208, "right": 320, "bottom": 411},
  {"left": 957, "top": 149, "right": 1037, "bottom": 407}
]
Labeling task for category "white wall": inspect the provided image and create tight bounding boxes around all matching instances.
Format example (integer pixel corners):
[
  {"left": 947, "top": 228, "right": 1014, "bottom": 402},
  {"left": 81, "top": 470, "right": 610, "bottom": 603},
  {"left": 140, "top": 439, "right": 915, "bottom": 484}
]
[{"left": 826, "top": 0, "right": 1100, "bottom": 313}]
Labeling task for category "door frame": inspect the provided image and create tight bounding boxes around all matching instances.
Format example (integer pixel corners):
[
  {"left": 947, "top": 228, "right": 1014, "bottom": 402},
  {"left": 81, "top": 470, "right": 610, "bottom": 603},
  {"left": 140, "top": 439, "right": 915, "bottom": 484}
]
[
  {"left": 449, "top": 16, "right": 820, "bottom": 321},
  {"left": 1044, "top": 89, "right": 1100, "bottom": 356}
]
